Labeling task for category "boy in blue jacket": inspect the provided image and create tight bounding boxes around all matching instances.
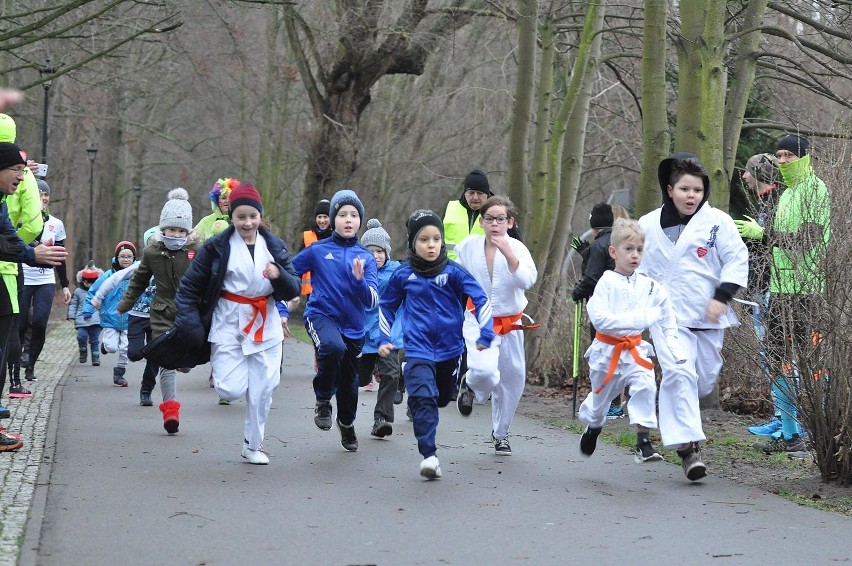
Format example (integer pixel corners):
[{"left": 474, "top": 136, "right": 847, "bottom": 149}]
[
  {"left": 358, "top": 218, "right": 405, "bottom": 438},
  {"left": 291, "top": 189, "right": 378, "bottom": 453},
  {"left": 379, "top": 210, "right": 493, "bottom": 480}
]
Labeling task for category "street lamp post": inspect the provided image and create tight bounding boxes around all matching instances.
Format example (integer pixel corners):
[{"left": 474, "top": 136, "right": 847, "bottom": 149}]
[
  {"left": 86, "top": 143, "right": 97, "bottom": 265},
  {"left": 38, "top": 58, "right": 56, "bottom": 168},
  {"left": 132, "top": 184, "right": 142, "bottom": 245}
]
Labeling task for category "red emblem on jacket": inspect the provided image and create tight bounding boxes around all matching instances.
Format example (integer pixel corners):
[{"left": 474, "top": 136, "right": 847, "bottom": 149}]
[
  {"left": 696, "top": 246, "right": 707, "bottom": 258},
  {"left": 187, "top": 250, "right": 196, "bottom": 261}
]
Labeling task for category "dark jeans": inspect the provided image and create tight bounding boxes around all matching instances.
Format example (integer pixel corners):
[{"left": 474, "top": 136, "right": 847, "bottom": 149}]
[
  {"left": 127, "top": 315, "right": 159, "bottom": 393},
  {"left": 76, "top": 325, "right": 101, "bottom": 353},
  {"left": 405, "top": 356, "right": 460, "bottom": 458},
  {"left": 306, "top": 314, "right": 364, "bottom": 426},
  {"left": 358, "top": 351, "right": 401, "bottom": 421},
  {"left": 19, "top": 284, "right": 55, "bottom": 370}
]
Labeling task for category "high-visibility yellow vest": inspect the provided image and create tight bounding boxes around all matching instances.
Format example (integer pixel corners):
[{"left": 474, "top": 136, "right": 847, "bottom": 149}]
[
  {"left": 443, "top": 200, "right": 484, "bottom": 260},
  {"left": 301, "top": 230, "right": 319, "bottom": 294}
]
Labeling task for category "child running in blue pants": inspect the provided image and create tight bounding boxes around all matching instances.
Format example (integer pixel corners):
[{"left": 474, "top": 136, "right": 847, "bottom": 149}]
[
  {"left": 291, "top": 189, "right": 378, "bottom": 452},
  {"left": 379, "top": 210, "right": 493, "bottom": 479}
]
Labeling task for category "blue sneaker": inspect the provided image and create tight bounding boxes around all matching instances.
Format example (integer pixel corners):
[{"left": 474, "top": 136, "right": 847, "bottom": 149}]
[
  {"left": 0, "top": 404, "right": 9, "bottom": 419},
  {"left": 606, "top": 405, "right": 624, "bottom": 419},
  {"left": 771, "top": 426, "right": 808, "bottom": 440},
  {"left": 748, "top": 416, "right": 781, "bottom": 437}
]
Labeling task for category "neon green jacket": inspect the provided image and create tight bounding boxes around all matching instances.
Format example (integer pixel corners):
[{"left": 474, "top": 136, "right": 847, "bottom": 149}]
[
  {"left": 193, "top": 206, "right": 230, "bottom": 241},
  {"left": 770, "top": 154, "right": 830, "bottom": 295},
  {"left": 0, "top": 169, "right": 44, "bottom": 277},
  {"left": 443, "top": 200, "right": 485, "bottom": 260}
]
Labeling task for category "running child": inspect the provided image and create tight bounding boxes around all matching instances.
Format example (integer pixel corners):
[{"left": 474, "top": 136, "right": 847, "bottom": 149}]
[
  {"left": 578, "top": 218, "right": 686, "bottom": 463},
  {"left": 82, "top": 241, "right": 137, "bottom": 386},
  {"left": 637, "top": 153, "right": 748, "bottom": 481},
  {"left": 454, "top": 195, "right": 537, "bottom": 456},
  {"left": 175, "top": 182, "right": 301, "bottom": 464},
  {"left": 291, "top": 190, "right": 378, "bottom": 453},
  {"left": 379, "top": 210, "right": 493, "bottom": 479},
  {"left": 358, "top": 218, "right": 404, "bottom": 438},
  {"left": 118, "top": 189, "right": 202, "bottom": 433},
  {"left": 67, "top": 266, "right": 104, "bottom": 366}
]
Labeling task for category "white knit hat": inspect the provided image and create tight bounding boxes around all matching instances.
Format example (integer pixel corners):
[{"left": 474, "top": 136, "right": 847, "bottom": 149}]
[{"left": 159, "top": 188, "right": 193, "bottom": 231}]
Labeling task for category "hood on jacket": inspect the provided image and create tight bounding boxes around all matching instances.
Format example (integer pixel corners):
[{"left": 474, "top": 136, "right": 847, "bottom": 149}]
[{"left": 658, "top": 152, "right": 711, "bottom": 227}]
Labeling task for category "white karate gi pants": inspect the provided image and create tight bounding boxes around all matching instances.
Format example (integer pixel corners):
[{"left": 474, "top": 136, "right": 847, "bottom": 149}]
[
  {"left": 212, "top": 341, "right": 282, "bottom": 450},
  {"left": 652, "top": 326, "right": 724, "bottom": 447},
  {"left": 464, "top": 325, "right": 526, "bottom": 440},
  {"left": 578, "top": 361, "right": 658, "bottom": 430}
]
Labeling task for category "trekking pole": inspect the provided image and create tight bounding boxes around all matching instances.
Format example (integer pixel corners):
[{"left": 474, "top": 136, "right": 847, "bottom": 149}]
[{"left": 572, "top": 299, "right": 582, "bottom": 419}]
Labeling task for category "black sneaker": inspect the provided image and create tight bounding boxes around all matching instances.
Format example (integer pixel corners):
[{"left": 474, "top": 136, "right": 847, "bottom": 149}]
[
  {"left": 580, "top": 426, "right": 602, "bottom": 457},
  {"left": 24, "top": 367, "right": 35, "bottom": 382},
  {"left": 456, "top": 375, "right": 474, "bottom": 417},
  {"left": 314, "top": 401, "right": 333, "bottom": 430},
  {"left": 371, "top": 417, "right": 393, "bottom": 438},
  {"left": 337, "top": 420, "right": 358, "bottom": 452},
  {"left": 634, "top": 440, "right": 663, "bottom": 463},
  {"left": 677, "top": 442, "right": 707, "bottom": 481},
  {"left": 139, "top": 390, "right": 153, "bottom": 407},
  {"left": 79, "top": 350, "right": 87, "bottom": 364},
  {"left": 494, "top": 435, "right": 512, "bottom": 456},
  {"left": 393, "top": 389, "right": 404, "bottom": 405},
  {"left": 100, "top": 343, "right": 107, "bottom": 355}
]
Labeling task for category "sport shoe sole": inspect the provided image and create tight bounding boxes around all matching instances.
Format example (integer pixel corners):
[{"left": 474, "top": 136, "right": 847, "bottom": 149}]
[
  {"left": 314, "top": 402, "right": 332, "bottom": 430},
  {"left": 114, "top": 378, "right": 128, "bottom": 387},
  {"left": 337, "top": 420, "right": 358, "bottom": 452},
  {"left": 371, "top": 421, "right": 393, "bottom": 438},
  {"left": 456, "top": 376, "right": 474, "bottom": 417},
  {"left": 419, "top": 456, "right": 442, "bottom": 479},
  {"left": 679, "top": 445, "right": 707, "bottom": 481},
  {"left": 580, "top": 426, "right": 601, "bottom": 457}
]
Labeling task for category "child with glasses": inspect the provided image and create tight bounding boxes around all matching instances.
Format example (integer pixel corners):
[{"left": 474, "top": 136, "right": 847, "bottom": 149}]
[
  {"left": 83, "top": 241, "right": 137, "bottom": 386},
  {"left": 454, "top": 196, "right": 538, "bottom": 456}
]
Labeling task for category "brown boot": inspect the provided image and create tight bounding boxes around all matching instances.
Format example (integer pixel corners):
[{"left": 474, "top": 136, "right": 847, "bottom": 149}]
[{"left": 159, "top": 399, "right": 181, "bottom": 434}]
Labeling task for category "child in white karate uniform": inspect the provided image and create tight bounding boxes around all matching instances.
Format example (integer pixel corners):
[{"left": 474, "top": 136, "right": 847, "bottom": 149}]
[
  {"left": 454, "top": 196, "right": 538, "bottom": 456},
  {"left": 578, "top": 218, "right": 685, "bottom": 463},
  {"left": 638, "top": 153, "right": 748, "bottom": 481},
  {"left": 175, "top": 183, "right": 301, "bottom": 464}
]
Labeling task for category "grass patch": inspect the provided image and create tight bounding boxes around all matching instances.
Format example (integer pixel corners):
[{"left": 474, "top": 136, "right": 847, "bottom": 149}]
[{"left": 288, "top": 323, "right": 311, "bottom": 345}]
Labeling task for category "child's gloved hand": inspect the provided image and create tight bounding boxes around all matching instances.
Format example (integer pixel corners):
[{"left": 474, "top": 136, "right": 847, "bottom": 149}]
[
  {"left": 733, "top": 216, "right": 764, "bottom": 240},
  {"left": 83, "top": 313, "right": 92, "bottom": 321},
  {"left": 571, "top": 237, "right": 588, "bottom": 253}
]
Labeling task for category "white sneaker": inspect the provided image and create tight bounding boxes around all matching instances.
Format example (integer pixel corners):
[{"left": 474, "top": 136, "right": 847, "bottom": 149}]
[
  {"left": 241, "top": 446, "right": 269, "bottom": 465},
  {"left": 419, "top": 456, "right": 442, "bottom": 479}
]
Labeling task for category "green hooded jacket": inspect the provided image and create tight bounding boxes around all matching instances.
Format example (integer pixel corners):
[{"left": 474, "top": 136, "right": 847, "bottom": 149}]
[{"left": 770, "top": 154, "right": 830, "bottom": 294}]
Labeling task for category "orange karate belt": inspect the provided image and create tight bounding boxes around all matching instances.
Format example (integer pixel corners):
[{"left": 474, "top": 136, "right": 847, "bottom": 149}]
[
  {"left": 466, "top": 299, "right": 541, "bottom": 335},
  {"left": 593, "top": 331, "right": 654, "bottom": 394},
  {"left": 221, "top": 290, "right": 270, "bottom": 342}
]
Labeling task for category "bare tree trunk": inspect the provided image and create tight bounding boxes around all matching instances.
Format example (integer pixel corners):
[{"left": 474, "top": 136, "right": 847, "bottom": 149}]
[
  {"left": 722, "top": 0, "right": 770, "bottom": 188},
  {"left": 526, "top": 17, "right": 554, "bottom": 233},
  {"left": 507, "top": 0, "right": 538, "bottom": 226},
  {"left": 635, "top": 0, "right": 668, "bottom": 216},
  {"left": 527, "top": 0, "right": 605, "bottom": 377},
  {"left": 675, "top": 0, "right": 728, "bottom": 211}
]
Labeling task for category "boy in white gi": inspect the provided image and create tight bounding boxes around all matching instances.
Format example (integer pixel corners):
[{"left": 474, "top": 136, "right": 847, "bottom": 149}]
[
  {"left": 578, "top": 218, "right": 685, "bottom": 463},
  {"left": 379, "top": 210, "right": 493, "bottom": 479},
  {"left": 638, "top": 153, "right": 748, "bottom": 481},
  {"left": 175, "top": 182, "right": 301, "bottom": 464},
  {"left": 454, "top": 196, "right": 538, "bottom": 455}
]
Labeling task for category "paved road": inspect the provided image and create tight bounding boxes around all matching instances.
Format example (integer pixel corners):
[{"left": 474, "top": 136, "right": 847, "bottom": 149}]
[{"left": 3, "top": 328, "right": 851, "bottom": 565}]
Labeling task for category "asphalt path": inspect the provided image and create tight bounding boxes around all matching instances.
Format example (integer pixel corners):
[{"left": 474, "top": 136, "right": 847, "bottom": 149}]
[{"left": 19, "top": 338, "right": 852, "bottom": 565}]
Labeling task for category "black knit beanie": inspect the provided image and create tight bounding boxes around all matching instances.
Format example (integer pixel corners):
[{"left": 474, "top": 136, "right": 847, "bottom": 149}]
[
  {"left": 463, "top": 169, "right": 492, "bottom": 195},
  {"left": 406, "top": 209, "right": 444, "bottom": 251},
  {"left": 777, "top": 134, "right": 809, "bottom": 158},
  {"left": 314, "top": 199, "right": 330, "bottom": 217},
  {"left": 589, "top": 203, "right": 613, "bottom": 229}
]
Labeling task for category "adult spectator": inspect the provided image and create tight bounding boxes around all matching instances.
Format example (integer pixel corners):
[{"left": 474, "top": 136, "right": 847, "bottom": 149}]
[
  {"left": 19, "top": 180, "right": 71, "bottom": 381},
  {"left": 734, "top": 154, "right": 786, "bottom": 438},
  {"left": 0, "top": 143, "right": 66, "bottom": 444},
  {"left": 758, "top": 134, "right": 829, "bottom": 458}
]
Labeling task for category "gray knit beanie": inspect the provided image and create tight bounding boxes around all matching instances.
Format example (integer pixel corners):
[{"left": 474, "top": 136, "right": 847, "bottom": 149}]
[
  {"left": 159, "top": 188, "right": 193, "bottom": 231},
  {"left": 361, "top": 218, "right": 392, "bottom": 256},
  {"left": 329, "top": 189, "right": 365, "bottom": 228}
]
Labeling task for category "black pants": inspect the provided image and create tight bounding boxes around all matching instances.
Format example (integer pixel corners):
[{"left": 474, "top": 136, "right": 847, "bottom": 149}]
[
  {"left": 128, "top": 315, "right": 159, "bottom": 393},
  {"left": 0, "top": 314, "right": 18, "bottom": 394},
  {"left": 357, "top": 351, "right": 402, "bottom": 421}
]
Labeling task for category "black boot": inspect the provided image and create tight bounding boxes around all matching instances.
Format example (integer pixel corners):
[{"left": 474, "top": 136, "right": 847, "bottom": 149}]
[
  {"left": 79, "top": 349, "right": 87, "bottom": 364},
  {"left": 113, "top": 366, "right": 128, "bottom": 387}
]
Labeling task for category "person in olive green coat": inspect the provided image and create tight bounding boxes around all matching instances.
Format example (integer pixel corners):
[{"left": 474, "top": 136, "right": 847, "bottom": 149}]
[{"left": 118, "top": 188, "right": 202, "bottom": 435}]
